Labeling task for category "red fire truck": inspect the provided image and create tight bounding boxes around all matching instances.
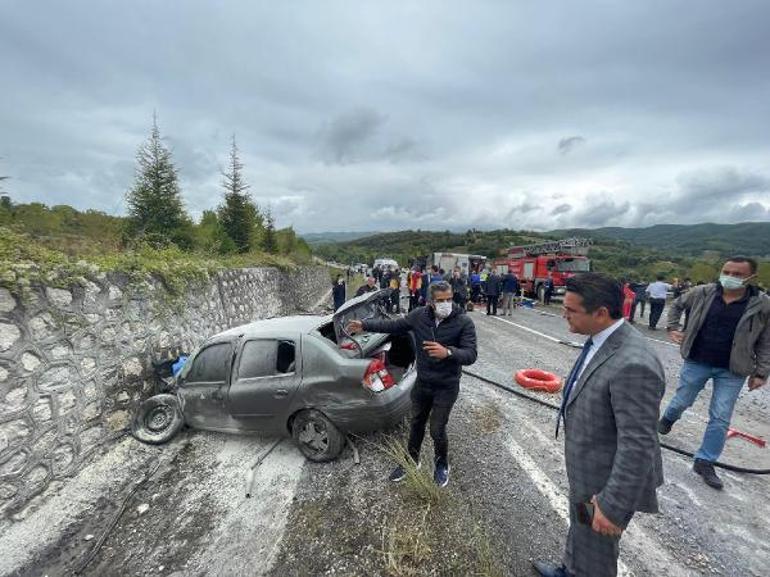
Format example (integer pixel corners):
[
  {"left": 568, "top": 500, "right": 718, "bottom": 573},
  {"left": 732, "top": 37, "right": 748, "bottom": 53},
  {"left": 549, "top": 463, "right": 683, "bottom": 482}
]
[{"left": 498, "top": 238, "right": 592, "bottom": 301}]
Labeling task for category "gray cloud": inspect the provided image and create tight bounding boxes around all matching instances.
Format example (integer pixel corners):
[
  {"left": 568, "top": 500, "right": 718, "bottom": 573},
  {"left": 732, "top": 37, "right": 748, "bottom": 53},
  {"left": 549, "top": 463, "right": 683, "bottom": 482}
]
[
  {"left": 558, "top": 136, "right": 586, "bottom": 155},
  {"left": 551, "top": 203, "right": 572, "bottom": 216},
  {"left": 1, "top": 1, "right": 770, "bottom": 232}
]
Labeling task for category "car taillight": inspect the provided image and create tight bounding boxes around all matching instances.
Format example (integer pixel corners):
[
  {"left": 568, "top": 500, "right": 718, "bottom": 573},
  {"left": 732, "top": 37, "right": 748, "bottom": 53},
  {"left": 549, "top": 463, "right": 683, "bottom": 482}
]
[{"left": 362, "top": 358, "right": 395, "bottom": 392}]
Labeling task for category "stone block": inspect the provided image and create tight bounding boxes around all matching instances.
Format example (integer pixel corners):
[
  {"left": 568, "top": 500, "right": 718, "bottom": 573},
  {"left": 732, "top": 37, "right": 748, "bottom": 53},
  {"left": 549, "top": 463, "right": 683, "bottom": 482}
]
[
  {"left": 0, "top": 322, "right": 21, "bottom": 352},
  {"left": 48, "top": 342, "right": 73, "bottom": 360},
  {"left": 0, "top": 364, "right": 8, "bottom": 383},
  {"left": 46, "top": 287, "right": 73, "bottom": 308},
  {"left": 28, "top": 313, "right": 57, "bottom": 341},
  {"left": 121, "top": 357, "right": 144, "bottom": 378},
  {"left": 105, "top": 410, "right": 130, "bottom": 432},
  {"left": 79, "top": 356, "right": 97, "bottom": 377},
  {"left": 0, "top": 481, "right": 18, "bottom": 500},
  {"left": 21, "top": 351, "right": 42, "bottom": 372},
  {"left": 83, "top": 400, "right": 102, "bottom": 421},
  {"left": 32, "top": 397, "right": 53, "bottom": 424},
  {"left": 0, "top": 447, "right": 30, "bottom": 477},
  {"left": 2, "top": 384, "right": 29, "bottom": 412},
  {"left": 73, "top": 332, "right": 97, "bottom": 353},
  {"left": 37, "top": 364, "right": 73, "bottom": 392},
  {"left": 56, "top": 389, "right": 78, "bottom": 413},
  {"left": 52, "top": 440, "right": 76, "bottom": 476},
  {"left": 79, "top": 425, "right": 105, "bottom": 455},
  {"left": 31, "top": 429, "right": 57, "bottom": 457},
  {"left": 0, "top": 288, "right": 17, "bottom": 313},
  {"left": 107, "top": 285, "right": 123, "bottom": 301},
  {"left": 0, "top": 419, "right": 32, "bottom": 453}
]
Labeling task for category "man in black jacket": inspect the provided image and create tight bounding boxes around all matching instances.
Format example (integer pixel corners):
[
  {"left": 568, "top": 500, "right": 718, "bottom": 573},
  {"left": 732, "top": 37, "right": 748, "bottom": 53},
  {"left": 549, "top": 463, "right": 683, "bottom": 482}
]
[{"left": 346, "top": 281, "right": 477, "bottom": 487}]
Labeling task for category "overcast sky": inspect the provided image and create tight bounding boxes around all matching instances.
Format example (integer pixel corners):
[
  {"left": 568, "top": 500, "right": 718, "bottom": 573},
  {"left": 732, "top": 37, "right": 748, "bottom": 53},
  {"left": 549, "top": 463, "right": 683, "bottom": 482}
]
[{"left": 1, "top": 1, "right": 769, "bottom": 233}]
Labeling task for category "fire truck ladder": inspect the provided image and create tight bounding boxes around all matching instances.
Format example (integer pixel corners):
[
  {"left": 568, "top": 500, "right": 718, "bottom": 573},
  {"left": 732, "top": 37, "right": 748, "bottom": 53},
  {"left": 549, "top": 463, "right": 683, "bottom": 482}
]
[{"left": 509, "top": 237, "right": 592, "bottom": 257}]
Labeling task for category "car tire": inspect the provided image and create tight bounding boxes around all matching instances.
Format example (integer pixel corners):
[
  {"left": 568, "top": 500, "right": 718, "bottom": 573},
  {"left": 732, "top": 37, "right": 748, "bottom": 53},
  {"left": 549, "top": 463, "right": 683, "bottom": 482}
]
[
  {"left": 291, "top": 409, "right": 345, "bottom": 462},
  {"left": 131, "top": 394, "right": 184, "bottom": 445}
]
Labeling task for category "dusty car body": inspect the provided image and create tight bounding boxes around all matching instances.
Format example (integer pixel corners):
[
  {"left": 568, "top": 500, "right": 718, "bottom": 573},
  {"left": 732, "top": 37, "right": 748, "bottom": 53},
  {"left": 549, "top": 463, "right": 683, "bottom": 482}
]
[{"left": 132, "top": 290, "right": 416, "bottom": 461}]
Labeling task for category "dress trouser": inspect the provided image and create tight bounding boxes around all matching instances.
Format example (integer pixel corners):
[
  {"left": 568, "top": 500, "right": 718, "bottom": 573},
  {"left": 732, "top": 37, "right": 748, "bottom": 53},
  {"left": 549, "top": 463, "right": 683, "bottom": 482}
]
[
  {"left": 486, "top": 295, "right": 499, "bottom": 314},
  {"left": 407, "top": 380, "right": 459, "bottom": 467},
  {"left": 564, "top": 502, "right": 634, "bottom": 577},
  {"left": 648, "top": 298, "right": 665, "bottom": 328}
]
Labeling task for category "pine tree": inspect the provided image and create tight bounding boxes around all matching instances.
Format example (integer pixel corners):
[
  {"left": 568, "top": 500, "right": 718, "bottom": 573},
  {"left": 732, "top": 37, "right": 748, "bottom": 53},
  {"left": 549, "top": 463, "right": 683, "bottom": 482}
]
[
  {"left": 263, "top": 206, "right": 277, "bottom": 254},
  {"left": 218, "top": 136, "right": 258, "bottom": 253},
  {"left": 125, "top": 113, "right": 192, "bottom": 247}
]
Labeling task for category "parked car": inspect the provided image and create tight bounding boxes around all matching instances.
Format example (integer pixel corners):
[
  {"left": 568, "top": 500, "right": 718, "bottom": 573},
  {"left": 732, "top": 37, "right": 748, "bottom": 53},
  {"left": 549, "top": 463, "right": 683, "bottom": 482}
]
[{"left": 131, "top": 290, "right": 416, "bottom": 461}]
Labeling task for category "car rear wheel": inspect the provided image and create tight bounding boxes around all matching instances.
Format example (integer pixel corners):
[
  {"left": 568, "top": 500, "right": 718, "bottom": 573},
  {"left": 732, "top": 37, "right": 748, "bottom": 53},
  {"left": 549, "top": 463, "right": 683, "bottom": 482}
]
[
  {"left": 291, "top": 409, "right": 345, "bottom": 462},
  {"left": 131, "top": 394, "right": 184, "bottom": 445}
]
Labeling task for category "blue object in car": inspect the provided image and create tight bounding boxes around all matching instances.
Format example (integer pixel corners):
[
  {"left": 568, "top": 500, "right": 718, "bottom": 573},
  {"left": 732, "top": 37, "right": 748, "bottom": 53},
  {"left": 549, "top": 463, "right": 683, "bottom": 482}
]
[{"left": 172, "top": 355, "right": 189, "bottom": 376}]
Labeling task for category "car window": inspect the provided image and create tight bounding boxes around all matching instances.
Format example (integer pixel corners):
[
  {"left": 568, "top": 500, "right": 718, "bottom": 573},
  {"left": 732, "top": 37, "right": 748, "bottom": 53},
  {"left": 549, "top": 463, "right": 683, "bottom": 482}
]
[
  {"left": 186, "top": 343, "right": 231, "bottom": 383},
  {"left": 239, "top": 340, "right": 296, "bottom": 379}
]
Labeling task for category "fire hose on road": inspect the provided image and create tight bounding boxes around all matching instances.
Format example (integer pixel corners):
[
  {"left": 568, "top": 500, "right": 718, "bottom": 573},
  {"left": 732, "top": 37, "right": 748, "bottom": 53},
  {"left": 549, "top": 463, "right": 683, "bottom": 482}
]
[{"left": 462, "top": 368, "right": 770, "bottom": 475}]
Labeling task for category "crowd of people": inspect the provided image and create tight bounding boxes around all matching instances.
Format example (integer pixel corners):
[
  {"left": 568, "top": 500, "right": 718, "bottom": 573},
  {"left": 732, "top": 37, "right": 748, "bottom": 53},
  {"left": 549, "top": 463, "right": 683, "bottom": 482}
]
[{"left": 336, "top": 255, "right": 769, "bottom": 577}]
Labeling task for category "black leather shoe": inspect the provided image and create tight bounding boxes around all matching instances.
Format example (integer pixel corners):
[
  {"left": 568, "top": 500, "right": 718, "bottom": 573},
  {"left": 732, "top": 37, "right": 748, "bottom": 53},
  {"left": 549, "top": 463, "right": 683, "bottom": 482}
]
[
  {"left": 532, "top": 560, "right": 572, "bottom": 577},
  {"left": 658, "top": 417, "right": 674, "bottom": 435},
  {"left": 693, "top": 459, "right": 724, "bottom": 489}
]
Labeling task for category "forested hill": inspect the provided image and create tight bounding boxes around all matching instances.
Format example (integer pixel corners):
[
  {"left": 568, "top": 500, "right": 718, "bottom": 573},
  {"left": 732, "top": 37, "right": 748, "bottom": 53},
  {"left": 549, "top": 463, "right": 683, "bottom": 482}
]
[
  {"left": 311, "top": 223, "right": 770, "bottom": 286},
  {"left": 553, "top": 222, "right": 770, "bottom": 259}
]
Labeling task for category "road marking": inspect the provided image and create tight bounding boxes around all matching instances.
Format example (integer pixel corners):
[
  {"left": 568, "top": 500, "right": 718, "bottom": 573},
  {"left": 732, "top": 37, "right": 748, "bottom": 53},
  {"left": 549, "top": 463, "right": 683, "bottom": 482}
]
[
  {"left": 503, "top": 435, "right": 633, "bottom": 577},
  {"left": 487, "top": 312, "right": 678, "bottom": 348}
]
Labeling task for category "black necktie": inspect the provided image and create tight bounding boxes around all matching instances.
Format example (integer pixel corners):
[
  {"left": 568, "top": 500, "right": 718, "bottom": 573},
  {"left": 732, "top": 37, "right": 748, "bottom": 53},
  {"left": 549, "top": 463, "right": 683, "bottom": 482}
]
[{"left": 555, "top": 337, "right": 593, "bottom": 439}]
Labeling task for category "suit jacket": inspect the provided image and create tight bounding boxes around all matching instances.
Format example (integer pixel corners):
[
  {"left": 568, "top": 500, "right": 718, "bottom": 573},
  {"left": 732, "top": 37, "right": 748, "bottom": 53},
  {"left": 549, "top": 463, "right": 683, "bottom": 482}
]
[{"left": 563, "top": 321, "right": 665, "bottom": 528}]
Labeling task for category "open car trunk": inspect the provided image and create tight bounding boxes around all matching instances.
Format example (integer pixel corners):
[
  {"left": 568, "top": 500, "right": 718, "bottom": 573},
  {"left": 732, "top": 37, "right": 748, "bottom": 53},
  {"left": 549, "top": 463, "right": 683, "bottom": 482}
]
[{"left": 324, "top": 289, "right": 416, "bottom": 376}]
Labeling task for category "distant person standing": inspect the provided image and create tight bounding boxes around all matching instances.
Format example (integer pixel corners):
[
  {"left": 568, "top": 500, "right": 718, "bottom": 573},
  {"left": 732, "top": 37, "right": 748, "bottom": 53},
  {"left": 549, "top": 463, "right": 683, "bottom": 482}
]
[
  {"left": 388, "top": 267, "right": 401, "bottom": 312},
  {"left": 470, "top": 269, "right": 482, "bottom": 303},
  {"left": 429, "top": 265, "right": 444, "bottom": 285},
  {"left": 450, "top": 268, "right": 468, "bottom": 309},
  {"left": 621, "top": 280, "right": 635, "bottom": 321},
  {"left": 355, "top": 277, "right": 378, "bottom": 297},
  {"left": 485, "top": 269, "right": 501, "bottom": 315},
  {"left": 501, "top": 270, "right": 520, "bottom": 316},
  {"left": 332, "top": 274, "right": 346, "bottom": 311},
  {"left": 645, "top": 275, "right": 671, "bottom": 330},
  {"left": 408, "top": 267, "right": 423, "bottom": 311},
  {"left": 543, "top": 276, "right": 555, "bottom": 306},
  {"left": 660, "top": 257, "right": 769, "bottom": 490},
  {"left": 629, "top": 281, "right": 648, "bottom": 322}
]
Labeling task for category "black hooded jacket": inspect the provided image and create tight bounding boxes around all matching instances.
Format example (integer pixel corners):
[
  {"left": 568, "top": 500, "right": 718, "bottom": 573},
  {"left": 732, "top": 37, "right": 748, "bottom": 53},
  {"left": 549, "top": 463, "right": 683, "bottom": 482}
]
[{"left": 361, "top": 304, "right": 477, "bottom": 387}]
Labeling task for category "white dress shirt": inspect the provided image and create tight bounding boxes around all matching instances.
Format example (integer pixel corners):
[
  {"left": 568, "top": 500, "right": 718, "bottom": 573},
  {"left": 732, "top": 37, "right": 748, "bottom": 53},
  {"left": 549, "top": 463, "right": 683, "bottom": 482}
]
[
  {"left": 575, "top": 318, "right": 626, "bottom": 383},
  {"left": 646, "top": 281, "right": 671, "bottom": 299}
]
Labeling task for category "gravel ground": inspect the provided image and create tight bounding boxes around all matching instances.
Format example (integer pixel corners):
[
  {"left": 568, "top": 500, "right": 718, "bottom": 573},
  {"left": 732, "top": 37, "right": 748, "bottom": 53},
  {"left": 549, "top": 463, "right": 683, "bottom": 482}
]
[{"left": 4, "top": 305, "right": 769, "bottom": 577}]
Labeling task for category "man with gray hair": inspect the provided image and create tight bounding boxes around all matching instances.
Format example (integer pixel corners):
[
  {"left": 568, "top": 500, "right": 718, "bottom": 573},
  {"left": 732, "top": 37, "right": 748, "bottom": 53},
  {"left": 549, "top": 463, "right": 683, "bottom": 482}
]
[{"left": 346, "top": 280, "right": 477, "bottom": 487}]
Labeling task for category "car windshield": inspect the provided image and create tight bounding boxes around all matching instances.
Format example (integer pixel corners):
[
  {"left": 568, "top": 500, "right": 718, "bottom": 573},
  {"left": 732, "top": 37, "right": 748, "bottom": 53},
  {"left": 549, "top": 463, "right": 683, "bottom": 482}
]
[{"left": 556, "top": 258, "right": 590, "bottom": 272}]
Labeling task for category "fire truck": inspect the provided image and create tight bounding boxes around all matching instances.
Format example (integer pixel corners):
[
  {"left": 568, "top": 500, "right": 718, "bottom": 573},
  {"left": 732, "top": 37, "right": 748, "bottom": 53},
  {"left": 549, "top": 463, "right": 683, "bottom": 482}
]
[{"left": 499, "top": 238, "right": 592, "bottom": 301}]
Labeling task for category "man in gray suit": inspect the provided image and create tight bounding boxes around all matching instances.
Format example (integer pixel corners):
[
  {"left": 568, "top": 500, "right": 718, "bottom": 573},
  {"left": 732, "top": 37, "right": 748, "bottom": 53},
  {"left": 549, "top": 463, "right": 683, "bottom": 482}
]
[{"left": 534, "top": 273, "right": 666, "bottom": 577}]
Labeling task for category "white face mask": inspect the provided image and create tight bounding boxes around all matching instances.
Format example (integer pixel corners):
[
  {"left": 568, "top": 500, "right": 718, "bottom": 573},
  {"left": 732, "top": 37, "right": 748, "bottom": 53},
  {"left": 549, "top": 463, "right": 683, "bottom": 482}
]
[
  {"left": 719, "top": 275, "right": 745, "bottom": 290},
  {"left": 434, "top": 301, "right": 453, "bottom": 319}
]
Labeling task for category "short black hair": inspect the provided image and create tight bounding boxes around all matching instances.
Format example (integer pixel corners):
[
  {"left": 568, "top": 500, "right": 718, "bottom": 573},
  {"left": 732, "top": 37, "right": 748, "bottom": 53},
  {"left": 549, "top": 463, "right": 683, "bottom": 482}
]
[
  {"left": 565, "top": 272, "right": 623, "bottom": 319},
  {"left": 429, "top": 280, "right": 452, "bottom": 298},
  {"left": 726, "top": 256, "right": 758, "bottom": 274},
  {"left": 656, "top": 274, "right": 665, "bottom": 281}
]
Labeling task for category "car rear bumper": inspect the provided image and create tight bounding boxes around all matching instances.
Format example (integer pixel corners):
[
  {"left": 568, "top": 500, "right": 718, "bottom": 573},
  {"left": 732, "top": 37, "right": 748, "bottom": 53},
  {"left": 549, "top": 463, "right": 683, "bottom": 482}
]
[{"left": 327, "top": 367, "right": 416, "bottom": 433}]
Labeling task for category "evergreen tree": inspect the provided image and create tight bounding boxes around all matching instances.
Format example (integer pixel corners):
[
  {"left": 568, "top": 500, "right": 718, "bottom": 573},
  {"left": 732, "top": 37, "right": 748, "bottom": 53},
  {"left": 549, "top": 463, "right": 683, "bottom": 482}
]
[
  {"left": 218, "top": 136, "right": 258, "bottom": 253},
  {"left": 125, "top": 113, "right": 192, "bottom": 247},
  {"left": 263, "top": 206, "right": 277, "bottom": 253}
]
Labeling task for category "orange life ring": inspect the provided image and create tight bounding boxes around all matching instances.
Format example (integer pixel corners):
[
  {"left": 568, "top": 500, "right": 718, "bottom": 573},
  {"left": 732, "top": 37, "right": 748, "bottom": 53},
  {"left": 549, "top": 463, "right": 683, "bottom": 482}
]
[{"left": 514, "top": 369, "right": 562, "bottom": 393}]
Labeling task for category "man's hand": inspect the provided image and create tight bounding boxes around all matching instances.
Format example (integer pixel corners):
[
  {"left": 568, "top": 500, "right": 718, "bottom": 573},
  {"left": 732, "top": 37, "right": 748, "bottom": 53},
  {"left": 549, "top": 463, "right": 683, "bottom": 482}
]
[
  {"left": 668, "top": 330, "right": 684, "bottom": 344},
  {"left": 749, "top": 376, "right": 767, "bottom": 391},
  {"left": 346, "top": 320, "right": 364, "bottom": 334},
  {"left": 423, "top": 341, "right": 449, "bottom": 359},
  {"left": 590, "top": 496, "right": 623, "bottom": 538}
]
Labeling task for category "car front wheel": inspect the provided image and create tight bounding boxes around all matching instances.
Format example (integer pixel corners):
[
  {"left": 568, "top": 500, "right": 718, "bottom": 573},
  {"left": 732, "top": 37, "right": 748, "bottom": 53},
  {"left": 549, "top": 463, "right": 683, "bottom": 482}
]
[
  {"left": 131, "top": 394, "right": 184, "bottom": 445},
  {"left": 291, "top": 409, "right": 345, "bottom": 462}
]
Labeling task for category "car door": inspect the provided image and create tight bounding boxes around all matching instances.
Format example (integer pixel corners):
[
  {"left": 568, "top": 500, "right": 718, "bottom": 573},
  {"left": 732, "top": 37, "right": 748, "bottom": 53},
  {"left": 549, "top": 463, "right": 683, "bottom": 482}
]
[
  {"left": 177, "top": 340, "right": 234, "bottom": 431},
  {"left": 228, "top": 338, "right": 302, "bottom": 431}
]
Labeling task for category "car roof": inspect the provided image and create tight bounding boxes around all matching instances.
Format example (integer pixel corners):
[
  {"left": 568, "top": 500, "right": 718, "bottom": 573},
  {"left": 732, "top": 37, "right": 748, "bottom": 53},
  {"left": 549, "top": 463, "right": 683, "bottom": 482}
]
[{"left": 211, "top": 314, "right": 333, "bottom": 341}]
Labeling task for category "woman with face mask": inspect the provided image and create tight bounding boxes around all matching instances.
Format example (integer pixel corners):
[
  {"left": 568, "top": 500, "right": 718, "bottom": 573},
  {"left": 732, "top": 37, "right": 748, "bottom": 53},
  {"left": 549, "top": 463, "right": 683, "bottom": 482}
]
[{"left": 661, "top": 256, "right": 769, "bottom": 490}]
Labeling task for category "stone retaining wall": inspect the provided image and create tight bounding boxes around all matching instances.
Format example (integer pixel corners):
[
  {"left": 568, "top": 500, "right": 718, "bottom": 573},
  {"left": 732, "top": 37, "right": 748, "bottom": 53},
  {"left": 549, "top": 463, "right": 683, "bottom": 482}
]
[{"left": 0, "top": 265, "right": 331, "bottom": 520}]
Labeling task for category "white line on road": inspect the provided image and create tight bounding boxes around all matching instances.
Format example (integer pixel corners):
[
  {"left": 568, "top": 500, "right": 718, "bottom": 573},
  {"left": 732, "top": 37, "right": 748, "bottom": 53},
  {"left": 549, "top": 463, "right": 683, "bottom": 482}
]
[
  {"left": 503, "top": 436, "right": 633, "bottom": 577},
  {"left": 488, "top": 312, "right": 678, "bottom": 348}
]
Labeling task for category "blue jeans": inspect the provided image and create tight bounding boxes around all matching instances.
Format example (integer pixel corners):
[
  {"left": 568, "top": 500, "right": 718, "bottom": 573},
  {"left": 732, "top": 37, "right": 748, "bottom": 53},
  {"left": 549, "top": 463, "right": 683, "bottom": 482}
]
[{"left": 663, "top": 360, "right": 745, "bottom": 462}]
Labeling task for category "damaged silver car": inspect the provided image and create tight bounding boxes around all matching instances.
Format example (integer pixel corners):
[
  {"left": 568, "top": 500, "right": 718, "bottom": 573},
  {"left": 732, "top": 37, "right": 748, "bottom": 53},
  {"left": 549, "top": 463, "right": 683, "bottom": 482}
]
[{"left": 131, "top": 290, "right": 416, "bottom": 461}]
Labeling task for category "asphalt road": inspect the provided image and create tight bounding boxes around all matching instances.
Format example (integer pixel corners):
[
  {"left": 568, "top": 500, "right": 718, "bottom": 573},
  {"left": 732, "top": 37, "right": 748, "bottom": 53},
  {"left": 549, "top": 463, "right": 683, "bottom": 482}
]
[{"left": 5, "top": 305, "right": 769, "bottom": 577}]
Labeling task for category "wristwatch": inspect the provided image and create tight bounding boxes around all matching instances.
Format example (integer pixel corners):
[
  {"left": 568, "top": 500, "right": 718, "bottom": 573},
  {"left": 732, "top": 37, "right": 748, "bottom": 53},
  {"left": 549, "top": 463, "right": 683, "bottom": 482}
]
[{"left": 446, "top": 347, "right": 453, "bottom": 358}]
